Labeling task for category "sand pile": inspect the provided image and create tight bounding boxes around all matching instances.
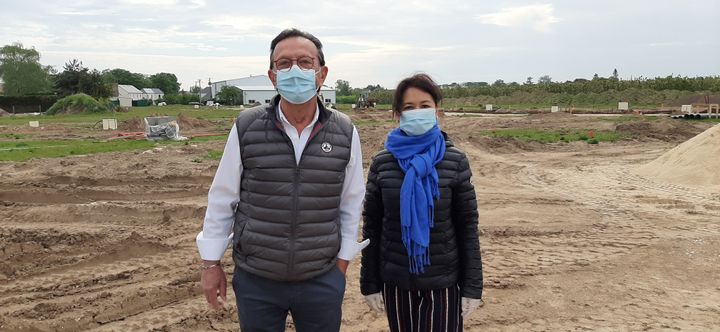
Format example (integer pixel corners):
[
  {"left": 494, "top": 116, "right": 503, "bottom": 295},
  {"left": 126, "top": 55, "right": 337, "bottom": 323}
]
[
  {"left": 636, "top": 124, "right": 720, "bottom": 189},
  {"left": 118, "top": 117, "right": 143, "bottom": 131},
  {"left": 177, "top": 113, "right": 214, "bottom": 129},
  {"left": 616, "top": 119, "right": 699, "bottom": 142}
]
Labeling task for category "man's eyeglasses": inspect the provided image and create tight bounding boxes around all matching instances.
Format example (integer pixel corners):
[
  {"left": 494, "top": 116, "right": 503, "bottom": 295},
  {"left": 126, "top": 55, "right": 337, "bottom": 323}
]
[{"left": 273, "top": 56, "right": 316, "bottom": 72}]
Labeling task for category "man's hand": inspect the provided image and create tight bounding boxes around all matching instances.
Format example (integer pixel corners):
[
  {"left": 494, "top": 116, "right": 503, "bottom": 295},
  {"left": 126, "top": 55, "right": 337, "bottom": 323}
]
[
  {"left": 200, "top": 260, "right": 226, "bottom": 309},
  {"left": 336, "top": 259, "right": 349, "bottom": 275}
]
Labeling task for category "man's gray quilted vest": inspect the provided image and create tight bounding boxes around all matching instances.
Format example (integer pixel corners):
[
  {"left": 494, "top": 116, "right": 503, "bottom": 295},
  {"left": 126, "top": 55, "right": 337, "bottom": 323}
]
[{"left": 232, "top": 96, "right": 353, "bottom": 281}]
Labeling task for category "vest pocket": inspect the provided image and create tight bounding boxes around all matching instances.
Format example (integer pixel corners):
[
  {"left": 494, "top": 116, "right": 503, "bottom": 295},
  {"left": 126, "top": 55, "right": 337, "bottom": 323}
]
[{"left": 233, "top": 218, "right": 248, "bottom": 253}]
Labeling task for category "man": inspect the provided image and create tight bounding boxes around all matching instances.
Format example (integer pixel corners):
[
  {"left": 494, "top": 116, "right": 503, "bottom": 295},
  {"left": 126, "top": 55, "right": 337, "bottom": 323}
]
[{"left": 196, "top": 28, "right": 368, "bottom": 332}]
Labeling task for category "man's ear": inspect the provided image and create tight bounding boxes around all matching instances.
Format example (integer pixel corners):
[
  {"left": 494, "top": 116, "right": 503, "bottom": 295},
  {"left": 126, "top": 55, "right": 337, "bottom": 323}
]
[
  {"left": 316, "top": 66, "right": 328, "bottom": 87},
  {"left": 268, "top": 69, "right": 277, "bottom": 88}
]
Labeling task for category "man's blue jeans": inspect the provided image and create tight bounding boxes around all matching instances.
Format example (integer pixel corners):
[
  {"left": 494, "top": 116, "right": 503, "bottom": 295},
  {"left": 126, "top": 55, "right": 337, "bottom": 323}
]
[{"left": 232, "top": 266, "right": 346, "bottom": 332}]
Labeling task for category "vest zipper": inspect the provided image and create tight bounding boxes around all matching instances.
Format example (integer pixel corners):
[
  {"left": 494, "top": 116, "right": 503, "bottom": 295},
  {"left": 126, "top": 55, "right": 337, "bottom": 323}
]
[
  {"left": 288, "top": 125, "right": 319, "bottom": 276},
  {"left": 276, "top": 118, "right": 325, "bottom": 278},
  {"left": 274, "top": 121, "right": 298, "bottom": 278},
  {"left": 288, "top": 166, "right": 300, "bottom": 277}
]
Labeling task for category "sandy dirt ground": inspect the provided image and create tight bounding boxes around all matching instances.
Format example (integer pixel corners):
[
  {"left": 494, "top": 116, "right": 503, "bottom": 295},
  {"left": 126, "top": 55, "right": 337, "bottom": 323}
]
[{"left": 1, "top": 112, "right": 719, "bottom": 331}]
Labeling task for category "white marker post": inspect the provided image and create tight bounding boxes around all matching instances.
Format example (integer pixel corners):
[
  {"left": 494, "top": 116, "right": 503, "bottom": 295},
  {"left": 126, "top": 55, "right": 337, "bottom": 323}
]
[
  {"left": 618, "top": 102, "right": 629, "bottom": 111},
  {"left": 102, "top": 119, "right": 118, "bottom": 130}
]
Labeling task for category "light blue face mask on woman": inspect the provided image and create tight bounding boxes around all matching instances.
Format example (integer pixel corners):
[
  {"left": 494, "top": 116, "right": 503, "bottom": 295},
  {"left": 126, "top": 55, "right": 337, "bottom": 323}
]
[
  {"left": 275, "top": 65, "right": 318, "bottom": 104},
  {"left": 399, "top": 108, "right": 437, "bottom": 136}
]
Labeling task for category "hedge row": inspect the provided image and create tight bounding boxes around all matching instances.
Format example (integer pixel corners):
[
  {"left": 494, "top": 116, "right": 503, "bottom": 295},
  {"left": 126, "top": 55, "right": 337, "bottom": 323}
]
[{"left": 0, "top": 95, "right": 59, "bottom": 113}]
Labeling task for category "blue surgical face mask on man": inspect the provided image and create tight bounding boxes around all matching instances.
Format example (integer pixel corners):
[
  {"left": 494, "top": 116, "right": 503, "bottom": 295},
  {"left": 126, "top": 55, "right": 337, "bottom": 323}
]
[
  {"left": 399, "top": 108, "right": 437, "bottom": 136},
  {"left": 275, "top": 64, "right": 318, "bottom": 104}
]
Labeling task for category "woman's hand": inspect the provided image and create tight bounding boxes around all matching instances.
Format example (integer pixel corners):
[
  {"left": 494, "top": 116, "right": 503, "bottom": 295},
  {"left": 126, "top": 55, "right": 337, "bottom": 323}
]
[
  {"left": 461, "top": 297, "right": 484, "bottom": 317},
  {"left": 364, "top": 292, "right": 385, "bottom": 313}
]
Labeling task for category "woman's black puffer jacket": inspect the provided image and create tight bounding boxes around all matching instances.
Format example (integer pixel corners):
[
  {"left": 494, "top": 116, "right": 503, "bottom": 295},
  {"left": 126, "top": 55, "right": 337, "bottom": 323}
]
[{"left": 360, "top": 133, "right": 483, "bottom": 299}]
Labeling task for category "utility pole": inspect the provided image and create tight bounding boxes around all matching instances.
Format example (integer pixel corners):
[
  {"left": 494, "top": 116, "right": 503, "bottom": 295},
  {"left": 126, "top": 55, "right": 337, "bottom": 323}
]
[{"left": 197, "top": 79, "right": 202, "bottom": 102}]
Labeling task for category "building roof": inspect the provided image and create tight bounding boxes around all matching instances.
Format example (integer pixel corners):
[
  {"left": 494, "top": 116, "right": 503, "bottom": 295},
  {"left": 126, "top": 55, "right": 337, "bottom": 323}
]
[
  {"left": 216, "top": 75, "right": 273, "bottom": 86},
  {"left": 231, "top": 85, "right": 335, "bottom": 92},
  {"left": 119, "top": 85, "right": 143, "bottom": 94},
  {"left": 215, "top": 75, "right": 335, "bottom": 91},
  {"left": 142, "top": 88, "right": 165, "bottom": 94},
  {"left": 232, "top": 85, "right": 276, "bottom": 91}
]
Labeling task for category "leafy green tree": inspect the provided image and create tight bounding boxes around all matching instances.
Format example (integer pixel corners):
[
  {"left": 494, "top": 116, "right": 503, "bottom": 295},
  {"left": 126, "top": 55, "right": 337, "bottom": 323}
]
[
  {"left": 54, "top": 59, "right": 87, "bottom": 96},
  {"left": 0, "top": 42, "right": 52, "bottom": 96},
  {"left": 55, "top": 59, "right": 111, "bottom": 98},
  {"left": 538, "top": 75, "right": 552, "bottom": 84},
  {"left": 335, "top": 79, "right": 352, "bottom": 96},
  {"left": 492, "top": 79, "right": 505, "bottom": 87},
  {"left": 149, "top": 72, "right": 180, "bottom": 94},
  {"left": 79, "top": 69, "right": 112, "bottom": 98},
  {"left": 525, "top": 77, "right": 533, "bottom": 85},
  {"left": 102, "top": 68, "right": 149, "bottom": 88},
  {"left": 216, "top": 86, "right": 242, "bottom": 105}
]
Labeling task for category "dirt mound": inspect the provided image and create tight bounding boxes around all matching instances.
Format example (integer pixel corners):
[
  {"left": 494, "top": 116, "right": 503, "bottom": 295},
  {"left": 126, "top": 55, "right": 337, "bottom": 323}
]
[
  {"left": 616, "top": 118, "right": 700, "bottom": 141},
  {"left": 636, "top": 124, "right": 720, "bottom": 189},
  {"left": 468, "top": 136, "right": 544, "bottom": 153},
  {"left": 0, "top": 108, "right": 9, "bottom": 116},
  {"left": 526, "top": 112, "right": 577, "bottom": 120},
  {"left": 118, "top": 117, "right": 143, "bottom": 131},
  {"left": 177, "top": 113, "right": 214, "bottom": 129},
  {"left": 670, "top": 94, "right": 720, "bottom": 107}
]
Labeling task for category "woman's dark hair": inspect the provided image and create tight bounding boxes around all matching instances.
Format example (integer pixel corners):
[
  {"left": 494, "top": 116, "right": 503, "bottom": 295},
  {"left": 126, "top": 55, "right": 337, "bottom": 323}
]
[
  {"left": 392, "top": 73, "right": 442, "bottom": 114},
  {"left": 269, "top": 28, "right": 325, "bottom": 69}
]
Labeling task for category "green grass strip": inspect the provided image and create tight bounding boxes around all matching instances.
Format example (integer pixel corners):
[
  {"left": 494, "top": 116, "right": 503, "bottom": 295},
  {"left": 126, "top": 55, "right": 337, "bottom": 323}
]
[
  {"left": 0, "top": 135, "right": 228, "bottom": 162},
  {"left": 481, "top": 129, "right": 623, "bottom": 143}
]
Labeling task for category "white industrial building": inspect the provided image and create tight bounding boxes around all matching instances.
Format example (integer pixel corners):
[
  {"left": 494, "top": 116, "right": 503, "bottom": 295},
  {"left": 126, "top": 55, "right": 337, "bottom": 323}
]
[
  {"left": 115, "top": 85, "right": 144, "bottom": 107},
  {"left": 210, "top": 75, "right": 336, "bottom": 105},
  {"left": 112, "top": 85, "right": 165, "bottom": 107},
  {"left": 141, "top": 88, "right": 165, "bottom": 101}
]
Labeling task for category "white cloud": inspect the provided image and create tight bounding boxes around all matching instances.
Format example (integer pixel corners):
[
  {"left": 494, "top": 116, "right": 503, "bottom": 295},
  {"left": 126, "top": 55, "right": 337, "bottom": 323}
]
[
  {"left": 189, "top": 0, "right": 206, "bottom": 7},
  {"left": 476, "top": 4, "right": 559, "bottom": 32},
  {"left": 116, "top": 0, "right": 177, "bottom": 6},
  {"left": 201, "top": 16, "right": 292, "bottom": 39}
]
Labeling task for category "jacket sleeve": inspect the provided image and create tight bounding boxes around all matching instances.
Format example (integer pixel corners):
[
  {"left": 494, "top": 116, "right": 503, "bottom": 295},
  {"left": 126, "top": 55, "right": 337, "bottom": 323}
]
[
  {"left": 360, "top": 158, "right": 384, "bottom": 295},
  {"left": 451, "top": 153, "right": 483, "bottom": 299}
]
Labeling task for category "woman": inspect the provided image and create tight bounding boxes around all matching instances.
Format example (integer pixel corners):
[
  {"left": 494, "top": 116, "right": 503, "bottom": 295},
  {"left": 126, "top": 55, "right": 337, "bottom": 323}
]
[{"left": 360, "top": 74, "right": 483, "bottom": 332}]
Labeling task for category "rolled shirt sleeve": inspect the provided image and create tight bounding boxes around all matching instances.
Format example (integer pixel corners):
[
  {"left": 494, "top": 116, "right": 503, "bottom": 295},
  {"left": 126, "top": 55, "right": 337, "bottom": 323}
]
[
  {"left": 196, "top": 123, "right": 241, "bottom": 261},
  {"left": 337, "top": 126, "right": 369, "bottom": 261}
]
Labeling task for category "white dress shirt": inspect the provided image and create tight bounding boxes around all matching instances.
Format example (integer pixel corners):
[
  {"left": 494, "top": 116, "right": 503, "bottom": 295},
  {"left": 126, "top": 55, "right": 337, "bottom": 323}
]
[{"left": 196, "top": 103, "right": 367, "bottom": 262}]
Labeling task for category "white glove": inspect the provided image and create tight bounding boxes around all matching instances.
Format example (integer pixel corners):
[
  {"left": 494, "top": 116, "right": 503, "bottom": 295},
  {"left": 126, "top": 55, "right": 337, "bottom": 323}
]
[
  {"left": 461, "top": 297, "right": 483, "bottom": 317},
  {"left": 364, "top": 292, "right": 385, "bottom": 313}
]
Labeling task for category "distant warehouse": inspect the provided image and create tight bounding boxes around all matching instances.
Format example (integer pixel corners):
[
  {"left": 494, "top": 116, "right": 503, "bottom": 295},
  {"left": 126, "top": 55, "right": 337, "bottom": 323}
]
[
  {"left": 209, "top": 75, "right": 336, "bottom": 105},
  {"left": 112, "top": 84, "right": 165, "bottom": 107}
]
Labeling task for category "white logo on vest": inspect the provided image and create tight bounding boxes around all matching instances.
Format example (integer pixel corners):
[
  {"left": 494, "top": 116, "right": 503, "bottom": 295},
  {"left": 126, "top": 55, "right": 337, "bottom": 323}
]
[{"left": 321, "top": 142, "right": 333, "bottom": 153}]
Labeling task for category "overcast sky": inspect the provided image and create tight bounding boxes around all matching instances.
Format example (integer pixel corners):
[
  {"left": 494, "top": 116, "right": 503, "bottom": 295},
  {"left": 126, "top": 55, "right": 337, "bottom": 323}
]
[{"left": 1, "top": 0, "right": 718, "bottom": 90}]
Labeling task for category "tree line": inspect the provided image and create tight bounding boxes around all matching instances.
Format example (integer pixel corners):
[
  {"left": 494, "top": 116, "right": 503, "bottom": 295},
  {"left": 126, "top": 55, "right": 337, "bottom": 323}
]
[
  {"left": 336, "top": 73, "right": 720, "bottom": 107},
  {"left": 0, "top": 42, "right": 185, "bottom": 102}
]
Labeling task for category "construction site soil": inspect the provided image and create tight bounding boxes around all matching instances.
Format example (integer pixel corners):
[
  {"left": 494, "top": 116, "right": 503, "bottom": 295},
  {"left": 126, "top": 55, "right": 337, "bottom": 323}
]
[{"left": 1, "top": 112, "right": 718, "bottom": 331}]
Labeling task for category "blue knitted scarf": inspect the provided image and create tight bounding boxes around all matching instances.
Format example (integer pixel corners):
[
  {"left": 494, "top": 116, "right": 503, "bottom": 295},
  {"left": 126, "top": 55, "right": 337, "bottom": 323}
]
[{"left": 385, "top": 124, "right": 446, "bottom": 274}]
